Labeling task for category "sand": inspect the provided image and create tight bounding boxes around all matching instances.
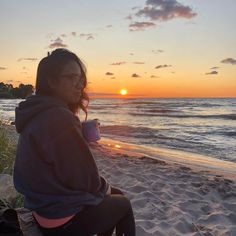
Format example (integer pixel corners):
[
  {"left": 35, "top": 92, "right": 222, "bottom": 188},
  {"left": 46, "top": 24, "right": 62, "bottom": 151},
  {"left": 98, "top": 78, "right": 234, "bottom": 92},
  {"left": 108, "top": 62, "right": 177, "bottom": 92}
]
[{"left": 90, "top": 139, "right": 236, "bottom": 236}]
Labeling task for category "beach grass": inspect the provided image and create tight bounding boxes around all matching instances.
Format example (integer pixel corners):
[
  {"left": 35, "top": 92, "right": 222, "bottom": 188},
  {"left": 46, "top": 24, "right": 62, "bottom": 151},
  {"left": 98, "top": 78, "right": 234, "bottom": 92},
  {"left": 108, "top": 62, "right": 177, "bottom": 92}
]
[
  {"left": 0, "top": 121, "right": 24, "bottom": 208},
  {"left": 0, "top": 121, "right": 17, "bottom": 174}
]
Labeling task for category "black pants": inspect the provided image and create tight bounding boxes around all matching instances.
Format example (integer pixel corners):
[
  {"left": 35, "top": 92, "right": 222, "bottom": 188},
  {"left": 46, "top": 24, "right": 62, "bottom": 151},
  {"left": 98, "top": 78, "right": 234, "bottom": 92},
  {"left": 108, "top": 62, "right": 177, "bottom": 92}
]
[{"left": 37, "top": 188, "right": 135, "bottom": 236}]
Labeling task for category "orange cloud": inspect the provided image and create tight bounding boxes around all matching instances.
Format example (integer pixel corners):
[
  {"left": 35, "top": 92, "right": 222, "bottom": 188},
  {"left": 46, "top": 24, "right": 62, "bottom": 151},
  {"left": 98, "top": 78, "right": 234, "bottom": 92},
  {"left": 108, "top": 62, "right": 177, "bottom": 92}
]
[
  {"left": 133, "top": 62, "right": 145, "bottom": 64},
  {"left": 135, "top": 0, "right": 197, "bottom": 21},
  {"left": 110, "top": 62, "right": 126, "bottom": 66},
  {"left": 106, "top": 72, "right": 114, "bottom": 76},
  {"left": 155, "top": 64, "right": 172, "bottom": 69},
  {"left": 221, "top": 58, "right": 236, "bottom": 65},
  {"left": 132, "top": 73, "right": 141, "bottom": 78},
  {"left": 17, "top": 58, "right": 38, "bottom": 62},
  {"left": 129, "top": 21, "right": 156, "bottom": 31},
  {"left": 49, "top": 37, "right": 67, "bottom": 49},
  {"left": 79, "top": 34, "right": 95, "bottom": 40},
  {"left": 150, "top": 75, "right": 159, "bottom": 78},
  {"left": 205, "top": 71, "right": 218, "bottom": 75}
]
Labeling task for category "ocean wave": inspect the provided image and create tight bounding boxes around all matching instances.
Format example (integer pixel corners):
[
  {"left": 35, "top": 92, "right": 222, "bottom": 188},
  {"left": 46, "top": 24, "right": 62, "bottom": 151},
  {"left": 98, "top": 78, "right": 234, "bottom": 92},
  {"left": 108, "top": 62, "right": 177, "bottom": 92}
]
[
  {"left": 143, "top": 109, "right": 177, "bottom": 113},
  {"left": 101, "top": 125, "right": 157, "bottom": 139},
  {"left": 89, "top": 105, "right": 121, "bottom": 110},
  {"left": 101, "top": 125, "right": 205, "bottom": 144},
  {"left": 193, "top": 103, "right": 222, "bottom": 107},
  {"left": 128, "top": 113, "right": 236, "bottom": 120},
  {"left": 122, "top": 101, "right": 158, "bottom": 105},
  {"left": 1, "top": 107, "right": 15, "bottom": 111},
  {"left": 186, "top": 129, "right": 236, "bottom": 138},
  {"left": 213, "top": 131, "right": 236, "bottom": 137},
  {"left": 101, "top": 126, "right": 235, "bottom": 162}
]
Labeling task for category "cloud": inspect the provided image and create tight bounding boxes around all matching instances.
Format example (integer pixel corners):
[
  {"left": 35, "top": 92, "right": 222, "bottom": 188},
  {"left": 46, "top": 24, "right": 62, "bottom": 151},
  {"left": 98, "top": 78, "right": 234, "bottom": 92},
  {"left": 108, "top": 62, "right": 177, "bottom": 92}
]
[
  {"left": 132, "top": 6, "right": 141, "bottom": 10},
  {"left": 106, "top": 72, "right": 114, "bottom": 76},
  {"left": 79, "top": 34, "right": 95, "bottom": 40},
  {"left": 125, "top": 15, "right": 133, "bottom": 20},
  {"left": 133, "top": 61, "right": 145, "bottom": 64},
  {"left": 6, "top": 80, "right": 13, "bottom": 83},
  {"left": 221, "top": 58, "right": 236, "bottom": 65},
  {"left": 210, "top": 66, "right": 219, "bottom": 70},
  {"left": 150, "top": 75, "right": 159, "bottom": 78},
  {"left": 106, "top": 25, "right": 113, "bottom": 28},
  {"left": 130, "top": 53, "right": 134, "bottom": 56},
  {"left": 135, "top": 0, "right": 197, "bottom": 22},
  {"left": 129, "top": 21, "right": 156, "bottom": 31},
  {"left": 155, "top": 64, "right": 172, "bottom": 69},
  {"left": 87, "top": 35, "right": 94, "bottom": 40},
  {"left": 17, "top": 58, "right": 38, "bottom": 62},
  {"left": 0, "top": 67, "right": 6, "bottom": 70},
  {"left": 152, "top": 49, "right": 164, "bottom": 54},
  {"left": 49, "top": 37, "right": 67, "bottom": 49},
  {"left": 61, "top": 34, "right": 67, "bottom": 37},
  {"left": 71, "top": 32, "right": 77, "bottom": 36},
  {"left": 110, "top": 77, "right": 116, "bottom": 79},
  {"left": 132, "top": 73, "right": 141, "bottom": 78},
  {"left": 110, "top": 62, "right": 126, "bottom": 66},
  {"left": 205, "top": 71, "right": 218, "bottom": 75}
]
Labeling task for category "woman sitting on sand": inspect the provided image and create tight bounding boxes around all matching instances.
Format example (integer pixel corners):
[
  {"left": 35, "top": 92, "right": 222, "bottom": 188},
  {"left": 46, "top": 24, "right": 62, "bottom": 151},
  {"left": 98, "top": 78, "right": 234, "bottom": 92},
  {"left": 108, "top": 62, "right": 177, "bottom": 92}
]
[{"left": 13, "top": 48, "right": 135, "bottom": 236}]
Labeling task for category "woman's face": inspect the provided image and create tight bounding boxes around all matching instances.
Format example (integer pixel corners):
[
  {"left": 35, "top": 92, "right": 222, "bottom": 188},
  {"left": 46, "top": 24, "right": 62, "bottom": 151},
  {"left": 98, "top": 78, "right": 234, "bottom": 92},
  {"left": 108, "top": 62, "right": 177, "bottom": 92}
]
[{"left": 52, "top": 60, "right": 84, "bottom": 104}]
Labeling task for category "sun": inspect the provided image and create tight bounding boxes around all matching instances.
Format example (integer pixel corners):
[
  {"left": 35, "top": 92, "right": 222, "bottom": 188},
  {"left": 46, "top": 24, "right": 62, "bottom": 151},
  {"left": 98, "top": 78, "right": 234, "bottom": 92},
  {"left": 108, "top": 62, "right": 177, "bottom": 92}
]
[{"left": 120, "top": 89, "right": 128, "bottom": 96}]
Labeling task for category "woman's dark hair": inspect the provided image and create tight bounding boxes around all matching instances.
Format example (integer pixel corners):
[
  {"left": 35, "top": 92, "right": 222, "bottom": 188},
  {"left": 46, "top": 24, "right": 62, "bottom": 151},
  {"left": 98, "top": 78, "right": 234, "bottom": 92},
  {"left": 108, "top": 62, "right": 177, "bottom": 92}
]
[{"left": 35, "top": 48, "right": 89, "bottom": 115}]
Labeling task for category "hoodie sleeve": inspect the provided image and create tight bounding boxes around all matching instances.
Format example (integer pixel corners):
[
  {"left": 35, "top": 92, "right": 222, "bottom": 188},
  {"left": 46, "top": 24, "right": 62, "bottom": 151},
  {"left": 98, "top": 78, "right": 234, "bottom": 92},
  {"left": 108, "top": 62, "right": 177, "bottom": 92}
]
[{"left": 37, "top": 107, "right": 109, "bottom": 196}]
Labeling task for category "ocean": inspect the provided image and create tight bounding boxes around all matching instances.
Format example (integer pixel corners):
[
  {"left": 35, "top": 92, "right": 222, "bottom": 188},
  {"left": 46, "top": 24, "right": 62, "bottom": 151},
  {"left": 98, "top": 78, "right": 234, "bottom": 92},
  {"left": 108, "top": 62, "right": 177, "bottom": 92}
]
[{"left": 1, "top": 98, "right": 236, "bottom": 163}]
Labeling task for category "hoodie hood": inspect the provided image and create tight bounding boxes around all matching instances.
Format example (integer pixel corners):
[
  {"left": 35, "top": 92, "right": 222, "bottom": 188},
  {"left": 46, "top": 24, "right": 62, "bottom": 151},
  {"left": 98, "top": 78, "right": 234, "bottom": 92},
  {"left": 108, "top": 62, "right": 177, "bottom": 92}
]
[{"left": 15, "top": 95, "right": 67, "bottom": 133}]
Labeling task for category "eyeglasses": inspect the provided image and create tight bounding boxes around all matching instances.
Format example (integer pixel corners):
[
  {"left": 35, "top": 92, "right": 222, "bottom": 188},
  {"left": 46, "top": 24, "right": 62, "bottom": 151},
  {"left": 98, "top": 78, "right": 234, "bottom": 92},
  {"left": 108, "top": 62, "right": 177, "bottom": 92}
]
[{"left": 60, "top": 74, "right": 85, "bottom": 88}]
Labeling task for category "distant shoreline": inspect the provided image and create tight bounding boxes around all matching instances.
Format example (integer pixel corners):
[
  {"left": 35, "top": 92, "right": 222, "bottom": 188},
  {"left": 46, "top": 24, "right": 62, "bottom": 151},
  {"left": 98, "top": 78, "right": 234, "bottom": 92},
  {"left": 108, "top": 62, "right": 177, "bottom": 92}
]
[{"left": 89, "top": 96, "right": 236, "bottom": 99}]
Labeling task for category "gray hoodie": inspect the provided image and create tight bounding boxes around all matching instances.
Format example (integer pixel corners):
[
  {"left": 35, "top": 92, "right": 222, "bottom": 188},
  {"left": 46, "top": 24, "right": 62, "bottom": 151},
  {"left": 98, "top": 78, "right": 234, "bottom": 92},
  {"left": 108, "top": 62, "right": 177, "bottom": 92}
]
[{"left": 14, "top": 95, "right": 109, "bottom": 218}]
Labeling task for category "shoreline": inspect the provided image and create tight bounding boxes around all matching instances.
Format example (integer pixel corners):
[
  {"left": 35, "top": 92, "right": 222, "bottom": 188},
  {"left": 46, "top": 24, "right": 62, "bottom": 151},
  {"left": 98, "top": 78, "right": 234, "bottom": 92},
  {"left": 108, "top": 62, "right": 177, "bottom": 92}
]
[{"left": 99, "top": 137, "right": 236, "bottom": 180}]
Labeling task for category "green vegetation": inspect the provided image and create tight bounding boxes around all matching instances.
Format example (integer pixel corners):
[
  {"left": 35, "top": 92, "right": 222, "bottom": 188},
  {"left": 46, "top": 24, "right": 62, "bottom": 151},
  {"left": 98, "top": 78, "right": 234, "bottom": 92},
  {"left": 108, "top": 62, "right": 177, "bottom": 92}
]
[
  {"left": 0, "top": 122, "right": 17, "bottom": 174},
  {"left": 0, "top": 122, "right": 24, "bottom": 208},
  {"left": 0, "top": 82, "right": 34, "bottom": 99},
  {"left": 0, "top": 195, "right": 24, "bottom": 209}
]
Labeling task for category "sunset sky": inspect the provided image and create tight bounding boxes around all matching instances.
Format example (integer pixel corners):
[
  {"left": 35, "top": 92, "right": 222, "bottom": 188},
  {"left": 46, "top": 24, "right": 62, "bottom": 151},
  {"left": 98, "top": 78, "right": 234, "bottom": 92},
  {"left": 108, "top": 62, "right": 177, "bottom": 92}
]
[{"left": 0, "top": 0, "right": 236, "bottom": 98}]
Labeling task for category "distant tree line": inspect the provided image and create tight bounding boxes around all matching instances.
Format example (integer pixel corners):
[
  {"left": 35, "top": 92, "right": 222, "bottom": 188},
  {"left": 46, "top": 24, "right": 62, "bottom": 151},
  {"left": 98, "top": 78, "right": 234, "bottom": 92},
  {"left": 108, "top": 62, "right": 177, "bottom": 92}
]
[{"left": 0, "top": 82, "right": 34, "bottom": 99}]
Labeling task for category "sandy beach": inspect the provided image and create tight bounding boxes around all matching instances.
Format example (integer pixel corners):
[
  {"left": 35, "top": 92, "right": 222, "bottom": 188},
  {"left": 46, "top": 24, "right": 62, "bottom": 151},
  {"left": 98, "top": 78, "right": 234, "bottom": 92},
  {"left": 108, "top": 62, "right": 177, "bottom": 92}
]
[{"left": 90, "top": 139, "right": 236, "bottom": 236}]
